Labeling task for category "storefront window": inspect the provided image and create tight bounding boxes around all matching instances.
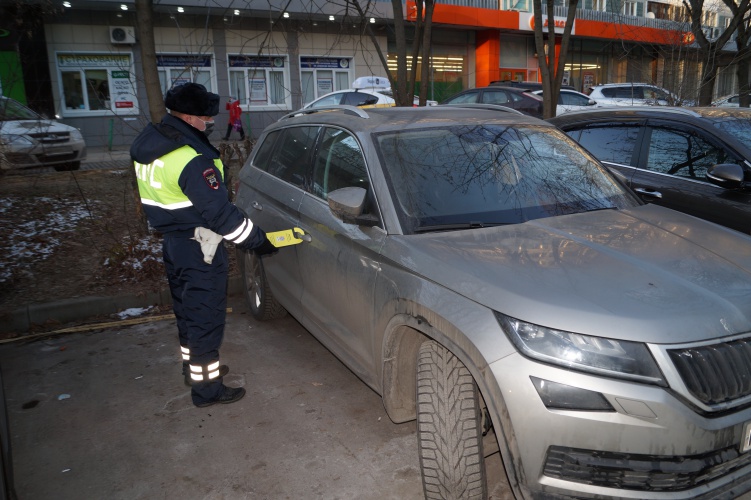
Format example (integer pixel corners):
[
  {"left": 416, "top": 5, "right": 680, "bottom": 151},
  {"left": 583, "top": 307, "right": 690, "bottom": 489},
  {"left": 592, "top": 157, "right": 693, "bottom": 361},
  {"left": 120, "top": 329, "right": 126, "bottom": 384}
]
[
  {"left": 56, "top": 53, "right": 138, "bottom": 116},
  {"left": 156, "top": 54, "right": 215, "bottom": 94},
  {"left": 228, "top": 55, "right": 291, "bottom": 109},
  {"left": 300, "top": 57, "right": 353, "bottom": 105}
]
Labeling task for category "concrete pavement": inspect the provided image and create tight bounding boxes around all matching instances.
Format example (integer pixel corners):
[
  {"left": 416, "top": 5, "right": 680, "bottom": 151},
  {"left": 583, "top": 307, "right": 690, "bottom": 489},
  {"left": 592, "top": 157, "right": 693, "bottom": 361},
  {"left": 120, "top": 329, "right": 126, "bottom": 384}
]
[{"left": 2, "top": 293, "right": 511, "bottom": 499}]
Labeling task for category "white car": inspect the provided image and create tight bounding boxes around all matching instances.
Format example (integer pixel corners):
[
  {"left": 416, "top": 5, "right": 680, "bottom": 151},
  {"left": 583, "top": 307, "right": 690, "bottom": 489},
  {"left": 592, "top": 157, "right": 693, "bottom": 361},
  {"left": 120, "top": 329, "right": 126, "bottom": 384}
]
[
  {"left": 304, "top": 76, "right": 436, "bottom": 109},
  {"left": 712, "top": 94, "right": 740, "bottom": 107},
  {"left": 304, "top": 88, "right": 395, "bottom": 109},
  {"left": 0, "top": 96, "right": 86, "bottom": 172},
  {"left": 532, "top": 88, "right": 598, "bottom": 115},
  {"left": 587, "top": 83, "right": 691, "bottom": 107}
]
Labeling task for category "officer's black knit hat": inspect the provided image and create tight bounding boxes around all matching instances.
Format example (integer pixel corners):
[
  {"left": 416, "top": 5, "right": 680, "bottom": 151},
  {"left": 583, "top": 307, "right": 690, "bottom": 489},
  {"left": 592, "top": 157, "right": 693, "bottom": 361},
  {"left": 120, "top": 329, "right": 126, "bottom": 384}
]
[{"left": 164, "top": 83, "right": 220, "bottom": 117}]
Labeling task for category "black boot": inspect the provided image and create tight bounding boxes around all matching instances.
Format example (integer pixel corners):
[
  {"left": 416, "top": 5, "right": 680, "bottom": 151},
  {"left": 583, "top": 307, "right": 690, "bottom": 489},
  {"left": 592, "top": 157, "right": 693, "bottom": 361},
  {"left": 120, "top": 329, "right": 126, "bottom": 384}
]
[{"left": 195, "top": 385, "right": 246, "bottom": 407}]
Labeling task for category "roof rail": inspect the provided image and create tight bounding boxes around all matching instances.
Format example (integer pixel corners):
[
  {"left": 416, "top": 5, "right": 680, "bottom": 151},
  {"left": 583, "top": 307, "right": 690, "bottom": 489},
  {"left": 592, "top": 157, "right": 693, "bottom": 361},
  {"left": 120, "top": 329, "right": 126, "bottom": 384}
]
[
  {"left": 437, "top": 103, "right": 525, "bottom": 115},
  {"left": 569, "top": 106, "right": 702, "bottom": 117},
  {"left": 279, "top": 105, "right": 370, "bottom": 121}
]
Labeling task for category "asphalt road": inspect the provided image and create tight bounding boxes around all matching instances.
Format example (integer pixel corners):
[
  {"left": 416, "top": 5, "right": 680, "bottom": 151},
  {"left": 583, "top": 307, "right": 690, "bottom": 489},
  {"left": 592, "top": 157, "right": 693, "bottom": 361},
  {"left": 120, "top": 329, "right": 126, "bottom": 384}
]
[{"left": 0, "top": 294, "right": 511, "bottom": 499}]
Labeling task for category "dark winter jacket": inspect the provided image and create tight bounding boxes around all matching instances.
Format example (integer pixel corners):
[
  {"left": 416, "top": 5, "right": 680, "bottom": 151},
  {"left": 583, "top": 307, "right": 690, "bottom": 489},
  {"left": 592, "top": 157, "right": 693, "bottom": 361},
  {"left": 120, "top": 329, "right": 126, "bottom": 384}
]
[{"left": 130, "top": 113, "right": 261, "bottom": 249}]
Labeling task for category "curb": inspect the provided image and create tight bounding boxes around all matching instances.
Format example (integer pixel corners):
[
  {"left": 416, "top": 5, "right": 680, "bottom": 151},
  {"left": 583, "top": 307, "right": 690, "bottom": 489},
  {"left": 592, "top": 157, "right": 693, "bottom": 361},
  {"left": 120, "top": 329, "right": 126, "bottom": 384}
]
[{"left": 0, "top": 276, "right": 243, "bottom": 336}]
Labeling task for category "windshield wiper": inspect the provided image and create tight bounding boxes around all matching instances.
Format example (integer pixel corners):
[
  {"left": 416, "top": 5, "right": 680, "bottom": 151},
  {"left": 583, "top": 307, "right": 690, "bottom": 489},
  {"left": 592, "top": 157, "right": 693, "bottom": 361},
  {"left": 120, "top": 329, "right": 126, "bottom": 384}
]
[{"left": 413, "top": 221, "right": 511, "bottom": 233}]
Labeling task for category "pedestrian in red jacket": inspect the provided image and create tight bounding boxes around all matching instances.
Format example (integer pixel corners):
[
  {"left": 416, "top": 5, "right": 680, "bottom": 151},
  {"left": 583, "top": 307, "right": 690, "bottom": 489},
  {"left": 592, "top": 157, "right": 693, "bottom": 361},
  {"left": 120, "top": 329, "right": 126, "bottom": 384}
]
[{"left": 223, "top": 98, "right": 245, "bottom": 140}]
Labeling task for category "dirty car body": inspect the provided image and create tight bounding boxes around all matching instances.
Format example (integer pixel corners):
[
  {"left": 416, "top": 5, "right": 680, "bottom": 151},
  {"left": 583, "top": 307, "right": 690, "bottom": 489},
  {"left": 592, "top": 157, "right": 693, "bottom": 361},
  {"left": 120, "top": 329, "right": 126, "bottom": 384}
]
[{"left": 236, "top": 105, "right": 751, "bottom": 499}]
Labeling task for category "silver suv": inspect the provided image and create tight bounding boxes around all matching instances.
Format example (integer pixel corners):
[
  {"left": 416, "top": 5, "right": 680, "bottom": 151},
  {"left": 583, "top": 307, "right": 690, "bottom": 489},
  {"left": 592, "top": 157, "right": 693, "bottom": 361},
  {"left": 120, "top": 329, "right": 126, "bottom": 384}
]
[
  {"left": 588, "top": 83, "right": 688, "bottom": 107},
  {"left": 236, "top": 104, "right": 751, "bottom": 499}
]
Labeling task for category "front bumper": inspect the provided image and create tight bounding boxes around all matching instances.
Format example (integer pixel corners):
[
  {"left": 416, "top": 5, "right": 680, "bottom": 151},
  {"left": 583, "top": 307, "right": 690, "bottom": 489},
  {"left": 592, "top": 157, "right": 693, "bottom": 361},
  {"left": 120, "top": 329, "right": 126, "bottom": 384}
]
[{"left": 490, "top": 352, "right": 751, "bottom": 499}]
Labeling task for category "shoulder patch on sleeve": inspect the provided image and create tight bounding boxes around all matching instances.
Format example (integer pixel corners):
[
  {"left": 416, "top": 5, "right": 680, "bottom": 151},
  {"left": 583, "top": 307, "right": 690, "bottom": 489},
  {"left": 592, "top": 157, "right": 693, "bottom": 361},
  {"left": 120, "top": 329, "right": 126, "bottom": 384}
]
[{"left": 202, "top": 168, "right": 220, "bottom": 190}]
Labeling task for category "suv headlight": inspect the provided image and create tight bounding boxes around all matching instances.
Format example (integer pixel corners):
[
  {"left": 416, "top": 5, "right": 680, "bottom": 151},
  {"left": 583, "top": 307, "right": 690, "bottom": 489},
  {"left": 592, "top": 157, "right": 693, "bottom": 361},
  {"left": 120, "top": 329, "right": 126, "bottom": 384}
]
[
  {"left": 69, "top": 128, "right": 83, "bottom": 141},
  {"left": 497, "top": 313, "right": 665, "bottom": 386}
]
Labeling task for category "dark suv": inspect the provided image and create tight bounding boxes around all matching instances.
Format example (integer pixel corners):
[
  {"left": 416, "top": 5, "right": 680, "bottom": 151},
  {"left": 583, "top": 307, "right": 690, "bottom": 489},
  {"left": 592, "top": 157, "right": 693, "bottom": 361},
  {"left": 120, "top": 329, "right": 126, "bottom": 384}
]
[
  {"left": 549, "top": 107, "right": 751, "bottom": 234},
  {"left": 441, "top": 85, "right": 543, "bottom": 117}
]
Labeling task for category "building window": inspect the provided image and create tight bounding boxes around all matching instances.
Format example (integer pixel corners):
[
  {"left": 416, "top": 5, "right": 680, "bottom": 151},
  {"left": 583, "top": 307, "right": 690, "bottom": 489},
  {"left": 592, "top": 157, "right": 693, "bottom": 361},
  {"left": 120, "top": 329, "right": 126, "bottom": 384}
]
[
  {"left": 300, "top": 57, "right": 353, "bottom": 105},
  {"left": 593, "top": 0, "right": 607, "bottom": 11},
  {"left": 228, "top": 55, "right": 290, "bottom": 109},
  {"left": 503, "top": 0, "right": 530, "bottom": 11},
  {"left": 156, "top": 54, "right": 215, "bottom": 94},
  {"left": 622, "top": 1, "right": 638, "bottom": 16},
  {"left": 702, "top": 10, "right": 717, "bottom": 26},
  {"left": 56, "top": 53, "right": 138, "bottom": 116}
]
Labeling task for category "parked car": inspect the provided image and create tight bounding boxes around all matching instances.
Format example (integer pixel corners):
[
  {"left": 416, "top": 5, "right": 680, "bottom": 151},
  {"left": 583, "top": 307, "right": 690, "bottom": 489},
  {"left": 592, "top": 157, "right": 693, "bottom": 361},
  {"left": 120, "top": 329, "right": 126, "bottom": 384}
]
[
  {"left": 489, "top": 80, "right": 575, "bottom": 91},
  {"left": 531, "top": 88, "right": 598, "bottom": 115},
  {"left": 236, "top": 104, "right": 751, "bottom": 499},
  {"left": 549, "top": 106, "right": 751, "bottom": 234},
  {"left": 441, "top": 85, "right": 544, "bottom": 117},
  {"left": 304, "top": 87, "right": 394, "bottom": 109},
  {"left": 586, "top": 82, "right": 691, "bottom": 107},
  {"left": 304, "top": 76, "right": 437, "bottom": 109},
  {"left": 712, "top": 94, "right": 740, "bottom": 107},
  {"left": 0, "top": 96, "right": 86, "bottom": 172}
]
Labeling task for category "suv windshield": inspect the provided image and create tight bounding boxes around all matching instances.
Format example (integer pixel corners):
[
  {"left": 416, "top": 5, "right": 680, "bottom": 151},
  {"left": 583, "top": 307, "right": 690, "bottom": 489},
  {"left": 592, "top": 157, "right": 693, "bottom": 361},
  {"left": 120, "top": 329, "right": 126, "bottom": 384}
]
[
  {"left": 0, "top": 98, "right": 42, "bottom": 121},
  {"left": 376, "top": 124, "right": 637, "bottom": 233}
]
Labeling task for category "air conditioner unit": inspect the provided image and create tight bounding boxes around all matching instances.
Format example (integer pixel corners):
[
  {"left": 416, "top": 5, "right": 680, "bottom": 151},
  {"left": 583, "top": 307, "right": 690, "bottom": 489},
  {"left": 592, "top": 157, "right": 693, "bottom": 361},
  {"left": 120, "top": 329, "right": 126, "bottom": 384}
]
[{"left": 110, "top": 26, "right": 136, "bottom": 44}]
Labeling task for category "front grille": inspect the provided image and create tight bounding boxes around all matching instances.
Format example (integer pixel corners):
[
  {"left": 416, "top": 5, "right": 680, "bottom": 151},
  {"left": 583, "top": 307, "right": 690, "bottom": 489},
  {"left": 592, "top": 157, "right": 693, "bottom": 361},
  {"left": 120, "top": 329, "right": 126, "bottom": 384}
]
[
  {"left": 28, "top": 131, "right": 70, "bottom": 144},
  {"left": 668, "top": 337, "right": 751, "bottom": 406},
  {"left": 544, "top": 445, "right": 751, "bottom": 491}
]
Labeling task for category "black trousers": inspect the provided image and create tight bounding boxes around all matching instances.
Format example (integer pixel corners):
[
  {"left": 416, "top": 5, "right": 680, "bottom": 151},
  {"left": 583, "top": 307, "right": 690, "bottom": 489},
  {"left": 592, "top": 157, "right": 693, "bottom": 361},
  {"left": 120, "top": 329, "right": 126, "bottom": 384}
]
[
  {"left": 224, "top": 122, "right": 245, "bottom": 140},
  {"left": 162, "top": 235, "right": 228, "bottom": 405}
]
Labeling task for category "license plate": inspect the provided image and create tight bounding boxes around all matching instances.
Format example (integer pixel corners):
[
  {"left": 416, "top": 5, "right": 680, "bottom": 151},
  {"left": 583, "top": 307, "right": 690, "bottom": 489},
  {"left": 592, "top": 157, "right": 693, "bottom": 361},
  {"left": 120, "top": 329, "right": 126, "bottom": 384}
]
[
  {"left": 45, "top": 148, "right": 73, "bottom": 156},
  {"left": 741, "top": 421, "right": 751, "bottom": 453}
]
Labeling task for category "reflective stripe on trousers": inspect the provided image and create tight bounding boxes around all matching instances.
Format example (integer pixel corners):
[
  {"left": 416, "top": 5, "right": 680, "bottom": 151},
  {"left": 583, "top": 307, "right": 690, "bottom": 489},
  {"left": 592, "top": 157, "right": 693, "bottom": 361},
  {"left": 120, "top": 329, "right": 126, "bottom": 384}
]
[{"left": 190, "top": 360, "right": 222, "bottom": 382}]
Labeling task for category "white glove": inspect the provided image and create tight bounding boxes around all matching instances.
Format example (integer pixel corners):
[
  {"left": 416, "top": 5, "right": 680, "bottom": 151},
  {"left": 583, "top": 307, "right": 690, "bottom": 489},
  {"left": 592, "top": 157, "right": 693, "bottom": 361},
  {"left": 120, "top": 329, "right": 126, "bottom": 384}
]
[{"left": 192, "top": 227, "right": 224, "bottom": 264}]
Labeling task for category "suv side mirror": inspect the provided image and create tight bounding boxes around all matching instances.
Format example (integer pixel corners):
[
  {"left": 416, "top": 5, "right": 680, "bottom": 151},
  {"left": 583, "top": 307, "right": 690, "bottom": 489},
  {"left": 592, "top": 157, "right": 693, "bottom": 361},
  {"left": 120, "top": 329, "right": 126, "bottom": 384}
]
[
  {"left": 707, "top": 163, "right": 745, "bottom": 190},
  {"left": 588, "top": 99, "right": 596, "bottom": 106},
  {"left": 327, "top": 187, "right": 380, "bottom": 226}
]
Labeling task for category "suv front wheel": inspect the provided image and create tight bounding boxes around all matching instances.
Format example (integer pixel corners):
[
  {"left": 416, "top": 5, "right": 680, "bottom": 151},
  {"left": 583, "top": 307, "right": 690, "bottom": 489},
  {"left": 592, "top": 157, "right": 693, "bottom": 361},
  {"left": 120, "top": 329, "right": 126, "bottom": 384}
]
[{"left": 417, "top": 340, "right": 487, "bottom": 499}]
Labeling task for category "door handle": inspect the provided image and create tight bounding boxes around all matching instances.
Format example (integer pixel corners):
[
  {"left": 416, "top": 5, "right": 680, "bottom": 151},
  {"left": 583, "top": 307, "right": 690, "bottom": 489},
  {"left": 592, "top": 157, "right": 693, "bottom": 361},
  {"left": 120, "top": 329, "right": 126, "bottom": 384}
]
[
  {"left": 294, "top": 230, "right": 312, "bottom": 242},
  {"left": 252, "top": 201, "right": 262, "bottom": 210},
  {"left": 633, "top": 188, "right": 662, "bottom": 199}
]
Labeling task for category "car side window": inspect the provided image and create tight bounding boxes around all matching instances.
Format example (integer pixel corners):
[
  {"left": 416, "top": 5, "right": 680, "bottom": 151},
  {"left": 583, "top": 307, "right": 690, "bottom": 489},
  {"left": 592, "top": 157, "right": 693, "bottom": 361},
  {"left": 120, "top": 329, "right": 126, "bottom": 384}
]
[
  {"left": 312, "top": 128, "right": 370, "bottom": 203},
  {"left": 255, "top": 126, "right": 318, "bottom": 187},
  {"left": 483, "top": 90, "right": 510, "bottom": 104},
  {"left": 343, "top": 92, "right": 379, "bottom": 107},
  {"left": 646, "top": 127, "right": 731, "bottom": 180},
  {"left": 576, "top": 125, "right": 640, "bottom": 165},
  {"left": 447, "top": 91, "right": 479, "bottom": 104},
  {"left": 561, "top": 93, "right": 588, "bottom": 106},
  {"left": 310, "top": 94, "right": 343, "bottom": 108}
]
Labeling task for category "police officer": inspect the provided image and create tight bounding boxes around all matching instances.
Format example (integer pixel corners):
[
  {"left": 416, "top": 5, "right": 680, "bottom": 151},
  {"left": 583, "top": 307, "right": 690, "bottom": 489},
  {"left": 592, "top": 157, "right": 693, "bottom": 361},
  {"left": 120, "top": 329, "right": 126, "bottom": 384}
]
[{"left": 130, "top": 83, "right": 276, "bottom": 408}]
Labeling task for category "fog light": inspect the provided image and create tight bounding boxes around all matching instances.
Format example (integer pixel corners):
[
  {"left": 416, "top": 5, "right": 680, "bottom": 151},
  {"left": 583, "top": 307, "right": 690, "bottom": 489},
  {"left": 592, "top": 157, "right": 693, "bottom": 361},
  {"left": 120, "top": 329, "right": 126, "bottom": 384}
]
[{"left": 531, "top": 377, "right": 614, "bottom": 411}]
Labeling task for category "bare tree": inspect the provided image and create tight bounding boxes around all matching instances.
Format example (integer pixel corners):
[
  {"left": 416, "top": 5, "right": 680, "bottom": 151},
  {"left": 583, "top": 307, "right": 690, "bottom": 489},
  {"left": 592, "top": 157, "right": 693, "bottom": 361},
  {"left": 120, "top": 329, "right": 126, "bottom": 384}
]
[
  {"left": 532, "top": 0, "right": 578, "bottom": 118},
  {"left": 726, "top": 3, "right": 751, "bottom": 106},
  {"left": 348, "top": 0, "right": 436, "bottom": 106},
  {"left": 684, "top": 0, "right": 751, "bottom": 105},
  {"left": 135, "top": 0, "right": 165, "bottom": 123}
]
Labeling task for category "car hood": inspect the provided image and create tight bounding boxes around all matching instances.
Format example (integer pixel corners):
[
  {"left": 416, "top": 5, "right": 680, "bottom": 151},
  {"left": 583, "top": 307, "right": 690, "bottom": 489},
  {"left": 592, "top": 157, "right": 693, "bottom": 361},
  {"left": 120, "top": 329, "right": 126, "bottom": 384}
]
[
  {"left": 385, "top": 204, "right": 751, "bottom": 344},
  {"left": 1, "top": 119, "right": 76, "bottom": 135}
]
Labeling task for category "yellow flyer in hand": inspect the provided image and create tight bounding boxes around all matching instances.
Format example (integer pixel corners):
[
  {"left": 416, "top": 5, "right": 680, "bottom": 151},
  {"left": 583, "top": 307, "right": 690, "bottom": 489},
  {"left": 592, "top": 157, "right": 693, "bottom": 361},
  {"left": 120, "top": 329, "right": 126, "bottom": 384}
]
[{"left": 266, "top": 227, "right": 307, "bottom": 248}]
